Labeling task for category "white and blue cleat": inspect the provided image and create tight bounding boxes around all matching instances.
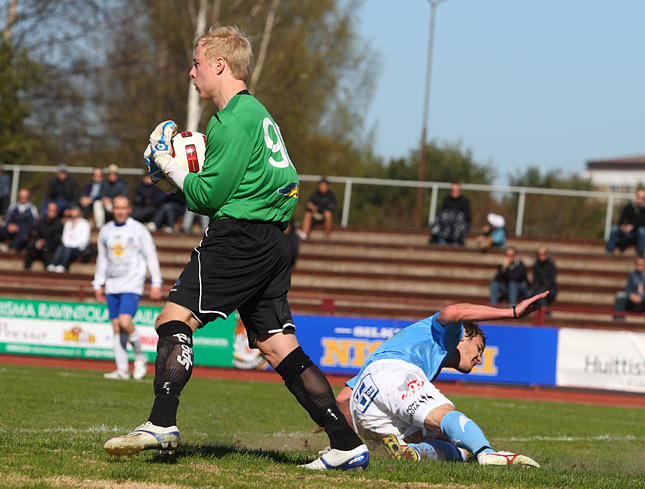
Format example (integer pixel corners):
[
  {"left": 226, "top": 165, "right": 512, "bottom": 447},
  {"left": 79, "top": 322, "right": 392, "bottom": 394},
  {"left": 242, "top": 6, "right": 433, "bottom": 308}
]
[
  {"left": 104, "top": 421, "right": 180, "bottom": 457},
  {"left": 299, "top": 444, "right": 370, "bottom": 471}
]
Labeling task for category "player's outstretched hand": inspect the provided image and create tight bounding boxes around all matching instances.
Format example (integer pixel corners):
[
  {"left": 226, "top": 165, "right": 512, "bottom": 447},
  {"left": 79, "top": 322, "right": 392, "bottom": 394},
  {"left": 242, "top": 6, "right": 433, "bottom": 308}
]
[{"left": 514, "top": 291, "right": 549, "bottom": 318}]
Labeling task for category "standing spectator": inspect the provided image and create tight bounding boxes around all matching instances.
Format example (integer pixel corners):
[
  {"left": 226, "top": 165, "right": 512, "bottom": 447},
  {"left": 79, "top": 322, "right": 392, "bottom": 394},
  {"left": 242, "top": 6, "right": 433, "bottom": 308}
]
[
  {"left": 0, "top": 188, "right": 38, "bottom": 252},
  {"left": 298, "top": 177, "right": 336, "bottom": 240},
  {"left": 132, "top": 174, "right": 166, "bottom": 225},
  {"left": 613, "top": 257, "right": 645, "bottom": 319},
  {"left": 48, "top": 206, "right": 91, "bottom": 273},
  {"left": 488, "top": 247, "right": 530, "bottom": 306},
  {"left": 531, "top": 245, "right": 558, "bottom": 307},
  {"left": 0, "top": 162, "right": 11, "bottom": 217},
  {"left": 24, "top": 202, "right": 63, "bottom": 270},
  {"left": 79, "top": 167, "right": 106, "bottom": 228},
  {"left": 40, "top": 163, "right": 80, "bottom": 217},
  {"left": 606, "top": 189, "right": 645, "bottom": 257},
  {"left": 149, "top": 193, "right": 186, "bottom": 233},
  {"left": 429, "top": 183, "right": 471, "bottom": 245},
  {"left": 476, "top": 213, "right": 507, "bottom": 252},
  {"left": 101, "top": 164, "right": 129, "bottom": 223},
  {"left": 93, "top": 195, "right": 163, "bottom": 380}
]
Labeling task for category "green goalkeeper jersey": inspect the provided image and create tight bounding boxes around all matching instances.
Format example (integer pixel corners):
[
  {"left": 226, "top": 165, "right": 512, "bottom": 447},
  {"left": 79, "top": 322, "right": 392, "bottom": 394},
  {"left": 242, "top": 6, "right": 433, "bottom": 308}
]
[{"left": 181, "top": 92, "right": 299, "bottom": 229}]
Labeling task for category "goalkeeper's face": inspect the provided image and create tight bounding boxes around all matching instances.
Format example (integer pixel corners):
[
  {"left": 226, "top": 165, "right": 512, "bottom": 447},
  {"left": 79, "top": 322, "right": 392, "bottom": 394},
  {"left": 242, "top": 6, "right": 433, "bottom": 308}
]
[
  {"left": 190, "top": 43, "right": 217, "bottom": 102},
  {"left": 455, "top": 335, "right": 484, "bottom": 373}
]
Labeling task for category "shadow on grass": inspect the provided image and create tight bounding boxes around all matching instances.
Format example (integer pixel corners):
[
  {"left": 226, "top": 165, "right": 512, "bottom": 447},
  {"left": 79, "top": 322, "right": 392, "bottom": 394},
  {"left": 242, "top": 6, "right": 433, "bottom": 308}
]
[{"left": 146, "top": 441, "right": 305, "bottom": 466}]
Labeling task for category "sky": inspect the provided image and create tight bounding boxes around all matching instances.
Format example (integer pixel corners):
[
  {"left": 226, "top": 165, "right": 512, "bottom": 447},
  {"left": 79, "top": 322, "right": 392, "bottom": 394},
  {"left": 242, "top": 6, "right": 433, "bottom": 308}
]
[{"left": 355, "top": 0, "right": 645, "bottom": 185}]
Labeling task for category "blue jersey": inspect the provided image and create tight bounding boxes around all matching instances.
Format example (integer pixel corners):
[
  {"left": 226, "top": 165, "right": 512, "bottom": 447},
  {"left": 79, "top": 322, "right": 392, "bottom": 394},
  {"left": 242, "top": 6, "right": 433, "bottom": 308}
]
[{"left": 347, "top": 313, "right": 463, "bottom": 387}]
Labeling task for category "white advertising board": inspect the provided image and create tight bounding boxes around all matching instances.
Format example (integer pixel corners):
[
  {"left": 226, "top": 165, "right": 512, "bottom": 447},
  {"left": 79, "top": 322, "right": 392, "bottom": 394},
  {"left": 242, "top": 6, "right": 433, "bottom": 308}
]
[{"left": 556, "top": 328, "right": 645, "bottom": 393}]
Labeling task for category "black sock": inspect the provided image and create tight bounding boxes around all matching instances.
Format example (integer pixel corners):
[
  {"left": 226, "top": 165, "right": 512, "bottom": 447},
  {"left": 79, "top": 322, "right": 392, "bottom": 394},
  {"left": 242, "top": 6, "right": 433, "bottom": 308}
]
[
  {"left": 148, "top": 321, "right": 194, "bottom": 427},
  {"left": 275, "top": 347, "right": 363, "bottom": 451}
]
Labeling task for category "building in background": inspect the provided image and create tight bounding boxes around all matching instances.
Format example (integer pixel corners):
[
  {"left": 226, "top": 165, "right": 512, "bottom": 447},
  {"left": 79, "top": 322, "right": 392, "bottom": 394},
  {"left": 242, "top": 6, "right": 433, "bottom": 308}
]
[{"left": 585, "top": 155, "right": 645, "bottom": 190}]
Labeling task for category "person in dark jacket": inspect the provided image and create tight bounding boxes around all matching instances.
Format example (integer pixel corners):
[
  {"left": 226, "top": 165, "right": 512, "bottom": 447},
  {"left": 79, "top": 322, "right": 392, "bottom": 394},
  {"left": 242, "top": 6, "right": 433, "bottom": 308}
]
[
  {"left": 605, "top": 189, "right": 645, "bottom": 257},
  {"left": 101, "top": 164, "right": 129, "bottom": 223},
  {"left": 0, "top": 188, "right": 38, "bottom": 252},
  {"left": 531, "top": 246, "right": 558, "bottom": 307},
  {"left": 613, "top": 257, "right": 645, "bottom": 318},
  {"left": 131, "top": 174, "right": 165, "bottom": 225},
  {"left": 429, "top": 183, "right": 471, "bottom": 245},
  {"left": 80, "top": 167, "right": 106, "bottom": 228},
  {"left": 298, "top": 177, "right": 336, "bottom": 240},
  {"left": 24, "top": 201, "right": 63, "bottom": 269},
  {"left": 40, "top": 163, "right": 80, "bottom": 217},
  {"left": 488, "top": 246, "right": 530, "bottom": 306}
]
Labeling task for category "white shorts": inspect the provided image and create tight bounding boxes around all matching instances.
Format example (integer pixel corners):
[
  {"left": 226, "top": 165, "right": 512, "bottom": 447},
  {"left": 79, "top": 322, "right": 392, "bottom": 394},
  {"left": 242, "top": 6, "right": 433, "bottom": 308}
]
[{"left": 349, "top": 359, "right": 453, "bottom": 442}]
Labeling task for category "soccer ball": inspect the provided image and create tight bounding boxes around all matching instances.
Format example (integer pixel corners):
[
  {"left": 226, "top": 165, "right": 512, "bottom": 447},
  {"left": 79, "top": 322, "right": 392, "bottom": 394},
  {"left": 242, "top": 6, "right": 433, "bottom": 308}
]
[{"left": 171, "top": 131, "right": 207, "bottom": 173}]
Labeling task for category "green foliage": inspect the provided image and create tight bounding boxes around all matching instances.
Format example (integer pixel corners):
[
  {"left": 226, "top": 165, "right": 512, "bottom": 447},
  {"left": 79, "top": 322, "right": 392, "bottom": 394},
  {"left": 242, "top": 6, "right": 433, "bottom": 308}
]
[
  {"left": 0, "top": 40, "right": 43, "bottom": 166},
  {"left": 1, "top": 363, "right": 643, "bottom": 489},
  {"left": 504, "top": 166, "right": 605, "bottom": 238}
]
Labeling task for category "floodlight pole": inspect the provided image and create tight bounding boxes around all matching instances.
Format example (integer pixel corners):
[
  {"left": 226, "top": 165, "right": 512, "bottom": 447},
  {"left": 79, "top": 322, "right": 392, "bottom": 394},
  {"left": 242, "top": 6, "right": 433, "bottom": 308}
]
[{"left": 415, "top": 0, "right": 450, "bottom": 228}]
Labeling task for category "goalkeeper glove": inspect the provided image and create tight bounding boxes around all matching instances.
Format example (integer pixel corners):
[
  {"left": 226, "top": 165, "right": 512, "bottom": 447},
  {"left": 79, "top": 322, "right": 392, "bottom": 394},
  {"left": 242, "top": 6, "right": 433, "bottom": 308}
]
[
  {"left": 149, "top": 120, "right": 178, "bottom": 154},
  {"left": 143, "top": 144, "right": 178, "bottom": 193}
]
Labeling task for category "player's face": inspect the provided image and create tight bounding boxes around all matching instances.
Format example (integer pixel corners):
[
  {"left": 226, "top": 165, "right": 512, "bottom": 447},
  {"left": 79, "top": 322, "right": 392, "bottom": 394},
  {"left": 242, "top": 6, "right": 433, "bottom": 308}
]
[
  {"left": 190, "top": 43, "right": 218, "bottom": 101},
  {"left": 112, "top": 198, "right": 131, "bottom": 225},
  {"left": 456, "top": 335, "right": 484, "bottom": 373}
]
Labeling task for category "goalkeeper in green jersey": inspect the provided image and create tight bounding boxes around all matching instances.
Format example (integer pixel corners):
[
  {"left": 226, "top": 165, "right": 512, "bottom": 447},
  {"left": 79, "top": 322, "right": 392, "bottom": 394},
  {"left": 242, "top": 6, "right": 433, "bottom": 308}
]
[{"left": 104, "top": 25, "right": 368, "bottom": 471}]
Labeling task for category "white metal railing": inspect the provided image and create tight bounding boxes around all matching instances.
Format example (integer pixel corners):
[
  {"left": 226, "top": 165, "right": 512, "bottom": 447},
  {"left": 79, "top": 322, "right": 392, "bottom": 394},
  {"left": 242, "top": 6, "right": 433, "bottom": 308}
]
[{"left": 3, "top": 164, "right": 632, "bottom": 240}]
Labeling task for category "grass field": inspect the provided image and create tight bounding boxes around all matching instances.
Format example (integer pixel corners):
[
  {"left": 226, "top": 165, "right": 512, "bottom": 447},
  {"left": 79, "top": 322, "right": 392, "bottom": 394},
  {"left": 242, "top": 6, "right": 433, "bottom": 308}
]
[{"left": 1, "top": 363, "right": 643, "bottom": 489}]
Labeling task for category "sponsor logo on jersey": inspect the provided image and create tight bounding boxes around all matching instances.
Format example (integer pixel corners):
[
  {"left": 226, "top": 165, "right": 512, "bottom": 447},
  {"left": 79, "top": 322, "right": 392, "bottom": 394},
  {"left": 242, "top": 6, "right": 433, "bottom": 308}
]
[{"left": 278, "top": 182, "right": 299, "bottom": 199}]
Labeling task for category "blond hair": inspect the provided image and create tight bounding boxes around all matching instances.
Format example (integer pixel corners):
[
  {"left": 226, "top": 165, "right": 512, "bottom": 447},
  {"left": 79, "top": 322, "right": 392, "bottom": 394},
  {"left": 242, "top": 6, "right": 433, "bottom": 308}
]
[{"left": 195, "top": 26, "right": 253, "bottom": 81}]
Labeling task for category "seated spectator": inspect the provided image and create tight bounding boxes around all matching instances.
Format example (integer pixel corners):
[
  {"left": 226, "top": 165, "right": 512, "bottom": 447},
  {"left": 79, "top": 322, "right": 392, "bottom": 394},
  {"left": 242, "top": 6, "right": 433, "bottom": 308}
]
[
  {"left": 181, "top": 209, "right": 209, "bottom": 234},
  {"left": 0, "top": 162, "right": 11, "bottom": 217},
  {"left": 429, "top": 183, "right": 471, "bottom": 245},
  {"left": 101, "top": 164, "right": 129, "bottom": 223},
  {"left": 606, "top": 189, "right": 645, "bottom": 257},
  {"left": 613, "top": 257, "right": 645, "bottom": 319},
  {"left": 24, "top": 202, "right": 63, "bottom": 270},
  {"left": 489, "top": 246, "right": 530, "bottom": 306},
  {"left": 48, "top": 206, "right": 91, "bottom": 273},
  {"left": 40, "top": 163, "right": 80, "bottom": 217},
  {"left": 132, "top": 174, "right": 166, "bottom": 225},
  {"left": 148, "top": 193, "right": 186, "bottom": 233},
  {"left": 531, "top": 245, "right": 558, "bottom": 307},
  {"left": 477, "top": 213, "right": 507, "bottom": 252},
  {"left": 0, "top": 188, "right": 38, "bottom": 253},
  {"left": 79, "top": 167, "right": 106, "bottom": 228},
  {"left": 298, "top": 177, "right": 336, "bottom": 240}
]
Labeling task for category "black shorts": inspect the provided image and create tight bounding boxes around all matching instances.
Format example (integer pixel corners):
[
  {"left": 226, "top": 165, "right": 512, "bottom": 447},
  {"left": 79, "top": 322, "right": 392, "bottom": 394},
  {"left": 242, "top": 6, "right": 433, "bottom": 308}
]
[{"left": 167, "top": 219, "right": 295, "bottom": 347}]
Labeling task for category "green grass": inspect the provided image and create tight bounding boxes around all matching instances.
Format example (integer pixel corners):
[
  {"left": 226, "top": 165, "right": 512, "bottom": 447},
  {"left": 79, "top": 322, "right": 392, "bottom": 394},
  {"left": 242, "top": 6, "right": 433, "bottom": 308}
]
[{"left": 0, "top": 363, "right": 643, "bottom": 489}]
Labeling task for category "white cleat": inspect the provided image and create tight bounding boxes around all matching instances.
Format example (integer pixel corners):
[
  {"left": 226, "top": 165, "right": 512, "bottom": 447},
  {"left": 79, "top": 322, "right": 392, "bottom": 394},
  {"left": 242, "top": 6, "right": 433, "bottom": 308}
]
[
  {"left": 299, "top": 444, "right": 369, "bottom": 471},
  {"left": 104, "top": 422, "right": 180, "bottom": 457},
  {"left": 132, "top": 358, "right": 147, "bottom": 380},
  {"left": 478, "top": 450, "right": 539, "bottom": 468},
  {"left": 103, "top": 370, "right": 130, "bottom": 380}
]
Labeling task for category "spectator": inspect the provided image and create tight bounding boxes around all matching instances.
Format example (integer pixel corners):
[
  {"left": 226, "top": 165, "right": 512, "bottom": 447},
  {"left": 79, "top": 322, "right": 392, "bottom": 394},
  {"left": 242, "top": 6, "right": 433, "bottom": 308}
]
[
  {"left": 24, "top": 202, "right": 63, "bottom": 270},
  {"left": 476, "top": 213, "right": 507, "bottom": 252},
  {"left": 48, "top": 206, "right": 91, "bottom": 273},
  {"left": 79, "top": 167, "right": 106, "bottom": 228},
  {"left": 0, "top": 188, "right": 38, "bottom": 253},
  {"left": 489, "top": 246, "right": 530, "bottom": 306},
  {"left": 429, "top": 183, "right": 471, "bottom": 245},
  {"left": 131, "top": 174, "right": 165, "bottom": 225},
  {"left": 40, "top": 163, "right": 80, "bottom": 217},
  {"left": 101, "top": 164, "right": 129, "bottom": 223},
  {"left": 613, "top": 257, "right": 645, "bottom": 319},
  {"left": 149, "top": 193, "right": 186, "bottom": 233},
  {"left": 181, "top": 209, "right": 209, "bottom": 234},
  {"left": 0, "top": 162, "right": 11, "bottom": 217},
  {"left": 298, "top": 177, "right": 336, "bottom": 240},
  {"left": 606, "top": 189, "right": 645, "bottom": 257},
  {"left": 531, "top": 245, "right": 558, "bottom": 307}
]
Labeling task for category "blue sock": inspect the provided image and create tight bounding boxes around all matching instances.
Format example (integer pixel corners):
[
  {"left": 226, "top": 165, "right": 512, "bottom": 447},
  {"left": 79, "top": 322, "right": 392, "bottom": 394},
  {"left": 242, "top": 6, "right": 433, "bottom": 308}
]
[
  {"left": 408, "top": 439, "right": 465, "bottom": 461},
  {"left": 440, "top": 411, "right": 494, "bottom": 455}
]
